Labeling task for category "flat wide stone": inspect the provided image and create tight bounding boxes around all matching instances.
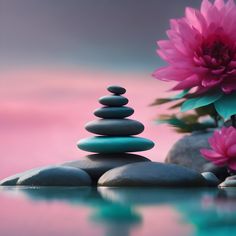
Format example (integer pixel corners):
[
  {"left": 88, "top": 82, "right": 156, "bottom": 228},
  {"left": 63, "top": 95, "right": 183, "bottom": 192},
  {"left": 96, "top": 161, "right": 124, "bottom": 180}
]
[
  {"left": 77, "top": 136, "right": 155, "bottom": 153},
  {"left": 94, "top": 106, "right": 134, "bottom": 119},
  {"left": 98, "top": 162, "right": 206, "bottom": 187},
  {"left": 85, "top": 119, "right": 144, "bottom": 136},
  {"left": 17, "top": 166, "right": 92, "bottom": 186},
  {"left": 62, "top": 154, "right": 150, "bottom": 182},
  {"left": 99, "top": 95, "right": 128, "bottom": 107}
]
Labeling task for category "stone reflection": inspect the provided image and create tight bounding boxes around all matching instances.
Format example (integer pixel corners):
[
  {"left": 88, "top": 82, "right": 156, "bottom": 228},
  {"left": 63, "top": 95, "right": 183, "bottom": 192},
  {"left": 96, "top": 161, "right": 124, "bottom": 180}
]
[{"left": 4, "top": 186, "right": 236, "bottom": 236}]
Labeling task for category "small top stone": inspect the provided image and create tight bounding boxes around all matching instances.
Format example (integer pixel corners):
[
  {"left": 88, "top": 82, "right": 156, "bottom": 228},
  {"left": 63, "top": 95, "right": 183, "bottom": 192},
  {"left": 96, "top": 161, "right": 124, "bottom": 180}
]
[{"left": 107, "top": 85, "right": 126, "bottom": 95}]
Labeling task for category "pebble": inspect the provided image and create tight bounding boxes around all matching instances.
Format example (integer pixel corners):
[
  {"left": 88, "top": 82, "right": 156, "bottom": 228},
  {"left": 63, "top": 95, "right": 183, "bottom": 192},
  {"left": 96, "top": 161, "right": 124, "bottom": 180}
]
[
  {"left": 85, "top": 119, "right": 144, "bottom": 136},
  {"left": 94, "top": 106, "right": 134, "bottom": 119},
  {"left": 99, "top": 95, "right": 128, "bottom": 107},
  {"left": 107, "top": 85, "right": 126, "bottom": 95},
  {"left": 17, "top": 166, "right": 92, "bottom": 186},
  {"left": 201, "top": 172, "right": 221, "bottom": 187}
]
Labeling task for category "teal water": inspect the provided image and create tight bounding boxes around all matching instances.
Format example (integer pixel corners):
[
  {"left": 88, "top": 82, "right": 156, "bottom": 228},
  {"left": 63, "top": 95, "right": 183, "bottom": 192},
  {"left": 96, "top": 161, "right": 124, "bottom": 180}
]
[{"left": 0, "top": 187, "right": 236, "bottom": 236}]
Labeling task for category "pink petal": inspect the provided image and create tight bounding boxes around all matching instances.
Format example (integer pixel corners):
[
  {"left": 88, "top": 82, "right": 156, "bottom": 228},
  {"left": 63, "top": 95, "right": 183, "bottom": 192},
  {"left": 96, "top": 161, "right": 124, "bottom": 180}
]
[
  {"left": 171, "top": 74, "right": 199, "bottom": 90},
  {"left": 200, "top": 149, "right": 223, "bottom": 159},
  {"left": 227, "top": 144, "right": 236, "bottom": 157},
  {"left": 214, "top": 0, "right": 225, "bottom": 10},
  {"left": 185, "top": 7, "right": 207, "bottom": 33},
  {"left": 228, "top": 159, "right": 236, "bottom": 170}
]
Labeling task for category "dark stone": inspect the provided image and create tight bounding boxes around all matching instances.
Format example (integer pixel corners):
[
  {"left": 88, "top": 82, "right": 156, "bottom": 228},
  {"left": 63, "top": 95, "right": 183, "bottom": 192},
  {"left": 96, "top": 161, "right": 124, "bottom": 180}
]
[
  {"left": 62, "top": 154, "right": 150, "bottom": 183},
  {"left": 17, "top": 166, "right": 92, "bottom": 186},
  {"left": 165, "top": 131, "right": 213, "bottom": 172},
  {"left": 85, "top": 119, "right": 144, "bottom": 136},
  {"left": 0, "top": 167, "right": 41, "bottom": 186},
  {"left": 94, "top": 106, "right": 134, "bottom": 119},
  {"left": 98, "top": 162, "right": 206, "bottom": 187},
  {"left": 77, "top": 136, "right": 155, "bottom": 153},
  {"left": 219, "top": 175, "right": 236, "bottom": 188},
  {"left": 203, "top": 163, "right": 229, "bottom": 181},
  {"left": 201, "top": 172, "right": 221, "bottom": 187},
  {"left": 107, "top": 85, "right": 126, "bottom": 95},
  {"left": 99, "top": 95, "right": 128, "bottom": 107}
]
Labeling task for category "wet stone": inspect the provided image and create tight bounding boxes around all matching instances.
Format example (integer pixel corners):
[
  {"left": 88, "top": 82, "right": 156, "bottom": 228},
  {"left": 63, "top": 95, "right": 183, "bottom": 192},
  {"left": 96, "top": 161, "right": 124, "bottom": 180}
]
[
  {"left": 99, "top": 95, "right": 128, "bottom": 107},
  {"left": 94, "top": 106, "right": 134, "bottom": 119},
  {"left": 77, "top": 136, "right": 155, "bottom": 153},
  {"left": 85, "top": 119, "right": 144, "bottom": 136},
  {"left": 107, "top": 85, "right": 126, "bottom": 95}
]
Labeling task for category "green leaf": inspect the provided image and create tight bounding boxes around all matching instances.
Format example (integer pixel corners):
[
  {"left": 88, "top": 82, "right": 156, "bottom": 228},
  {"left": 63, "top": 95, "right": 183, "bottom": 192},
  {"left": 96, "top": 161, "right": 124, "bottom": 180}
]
[
  {"left": 214, "top": 93, "right": 236, "bottom": 119},
  {"left": 181, "top": 90, "right": 223, "bottom": 112},
  {"left": 171, "top": 89, "right": 190, "bottom": 99}
]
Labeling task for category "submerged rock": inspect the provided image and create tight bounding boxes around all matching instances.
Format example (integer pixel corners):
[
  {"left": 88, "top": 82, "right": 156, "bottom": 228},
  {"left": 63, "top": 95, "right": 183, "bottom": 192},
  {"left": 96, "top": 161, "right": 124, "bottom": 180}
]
[
  {"left": 98, "top": 162, "right": 206, "bottom": 187},
  {"left": 17, "top": 166, "right": 92, "bottom": 186},
  {"left": 165, "top": 131, "right": 213, "bottom": 172}
]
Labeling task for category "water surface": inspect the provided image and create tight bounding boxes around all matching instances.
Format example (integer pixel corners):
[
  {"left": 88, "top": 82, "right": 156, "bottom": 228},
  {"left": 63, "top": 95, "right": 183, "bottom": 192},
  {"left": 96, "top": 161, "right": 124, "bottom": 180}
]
[{"left": 1, "top": 187, "right": 235, "bottom": 236}]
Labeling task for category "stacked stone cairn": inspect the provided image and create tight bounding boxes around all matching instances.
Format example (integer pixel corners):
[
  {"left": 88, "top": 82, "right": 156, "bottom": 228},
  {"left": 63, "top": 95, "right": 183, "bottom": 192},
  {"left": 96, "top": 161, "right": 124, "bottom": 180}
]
[
  {"left": 76, "top": 85, "right": 155, "bottom": 182},
  {"left": 0, "top": 85, "right": 210, "bottom": 187}
]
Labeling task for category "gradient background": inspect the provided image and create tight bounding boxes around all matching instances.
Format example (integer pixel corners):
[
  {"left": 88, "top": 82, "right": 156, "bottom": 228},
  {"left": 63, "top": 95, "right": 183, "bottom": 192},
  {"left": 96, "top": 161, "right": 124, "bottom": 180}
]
[{"left": 0, "top": 0, "right": 201, "bottom": 179}]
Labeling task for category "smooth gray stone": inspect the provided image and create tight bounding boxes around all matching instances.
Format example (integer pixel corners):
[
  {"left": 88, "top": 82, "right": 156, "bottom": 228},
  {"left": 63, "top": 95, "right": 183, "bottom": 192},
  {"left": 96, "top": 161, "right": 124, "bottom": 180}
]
[
  {"left": 165, "top": 131, "right": 213, "bottom": 172},
  {"left": 17, "top": 166, "right": 92, "bottom": 186},
  {"left": 94, "top": 106, "right": 134, "bottom": 119},
  {"left": 107, "top": 85, "right": 126, "bottom": 95},
  {"left": 201, "top": 172, "right": 221, "bottom": 187},
  {"left": 0, "top": 167, "right": 41, "bottom": 186},
  {"left": 220, "top": 175, "right": 236, "bottom": 188},
  {"left": 85, "top": 119, "right": 144, "bottom": 136},
  {"left": 98, "top": 162, "right": 206, "bottom": 187},
  {"left": 62, "top": 154, "right": 150, "bottom": 183},
  {"left": 203, "top": 163, "right": 228, "bottom": 181},
  {"left": 99, "top": 95, "right": 128, "bottom": 107}
]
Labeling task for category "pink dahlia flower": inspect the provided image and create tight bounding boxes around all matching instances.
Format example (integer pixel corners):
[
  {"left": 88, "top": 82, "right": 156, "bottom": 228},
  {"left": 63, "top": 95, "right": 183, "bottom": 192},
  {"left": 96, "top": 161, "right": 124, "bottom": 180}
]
[
  {"left": 153, "top": 0, "right": 236, "bottom": 94},
  {"left": 201, "top": 126, "right": 236, "bottom": 170}
]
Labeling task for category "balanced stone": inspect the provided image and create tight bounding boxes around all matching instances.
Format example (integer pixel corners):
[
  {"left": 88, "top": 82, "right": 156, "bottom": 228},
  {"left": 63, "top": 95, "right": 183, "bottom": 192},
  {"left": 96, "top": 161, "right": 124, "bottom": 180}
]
[
  {"left": 77, "top": 136, "right": 155, "bottom": 153},
  {"left": 98, "top": 162, "right": 206, "bottom": 187},
  {"left": 99, "top": 95, "right": 128, "bottom": 107},
  {"left": 85, "top": 119, "right": 144, "bottom": 136},
  {"left": 17, "top": 166, "right": 92, "bottom": 186},
  {"left": 108, "top": 85, "right": 126, "bottom": 95},
  {"left": 94, "top": 106, "right": 134, "bottom": 119},
  {"left": 62, "top": 153, "right": 150, "bottom": 182}
]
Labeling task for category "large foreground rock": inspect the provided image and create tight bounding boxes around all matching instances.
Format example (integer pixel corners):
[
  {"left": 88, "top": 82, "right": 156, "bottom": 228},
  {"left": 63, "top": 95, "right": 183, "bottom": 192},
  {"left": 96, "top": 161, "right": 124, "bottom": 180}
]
[
  {"left": 165, "top": 131, "right": 213, "bottom": 172},
  {"left": 17, "top": 166, "right": 91, "bottom": 186},
  {"left": 62, "top": 154, "right": 150, "bottom": 183},
  {"left": 98, "top": 162, "right": 206, "bottom": 187}
]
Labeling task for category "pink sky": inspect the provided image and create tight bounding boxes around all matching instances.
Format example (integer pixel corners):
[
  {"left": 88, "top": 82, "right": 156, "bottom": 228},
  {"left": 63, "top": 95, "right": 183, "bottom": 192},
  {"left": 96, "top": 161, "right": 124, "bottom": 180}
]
[{"left": 0, "top": 67, "right": 182, "bottom": 179}]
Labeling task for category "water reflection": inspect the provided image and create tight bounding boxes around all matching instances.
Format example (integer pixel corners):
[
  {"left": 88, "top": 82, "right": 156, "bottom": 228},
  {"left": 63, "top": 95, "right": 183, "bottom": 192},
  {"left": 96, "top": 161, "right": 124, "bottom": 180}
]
[{"left": 1, "top": 187, "right": 236, "bottom": 236}]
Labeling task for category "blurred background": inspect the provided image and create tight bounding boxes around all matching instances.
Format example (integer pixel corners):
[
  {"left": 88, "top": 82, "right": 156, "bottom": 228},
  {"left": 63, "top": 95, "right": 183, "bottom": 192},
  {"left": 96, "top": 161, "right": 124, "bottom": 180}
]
[{"left": 0, "top": 0, "right": 201, "bottom": 179}]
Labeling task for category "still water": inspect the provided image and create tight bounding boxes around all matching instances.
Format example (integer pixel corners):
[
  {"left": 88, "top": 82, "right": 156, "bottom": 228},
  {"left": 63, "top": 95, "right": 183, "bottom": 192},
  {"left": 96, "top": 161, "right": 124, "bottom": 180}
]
[{"left": 0, "top": 187, "right": 235, "bottom": 236}]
